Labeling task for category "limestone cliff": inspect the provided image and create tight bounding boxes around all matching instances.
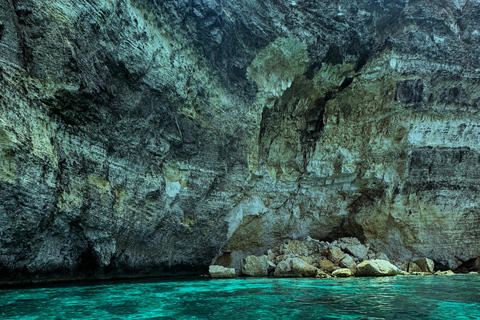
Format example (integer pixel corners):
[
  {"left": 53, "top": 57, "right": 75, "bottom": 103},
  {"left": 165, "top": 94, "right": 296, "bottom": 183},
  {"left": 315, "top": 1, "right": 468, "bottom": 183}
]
[{"left": 1, "top": 0, "right": 479, "bottom": 283}]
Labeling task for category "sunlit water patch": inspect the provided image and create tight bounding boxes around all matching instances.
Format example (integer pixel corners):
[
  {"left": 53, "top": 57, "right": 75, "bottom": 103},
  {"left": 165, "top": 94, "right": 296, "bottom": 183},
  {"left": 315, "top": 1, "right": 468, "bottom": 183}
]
[{"left": 1, "top": 275, "right": 480, "bottom": 319}]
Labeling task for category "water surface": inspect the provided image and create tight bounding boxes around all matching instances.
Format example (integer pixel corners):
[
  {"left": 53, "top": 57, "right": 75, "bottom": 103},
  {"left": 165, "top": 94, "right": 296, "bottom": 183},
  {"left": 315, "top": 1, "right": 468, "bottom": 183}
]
[{"left": 1, "top": 275, "right": 480, "bottom": 319}]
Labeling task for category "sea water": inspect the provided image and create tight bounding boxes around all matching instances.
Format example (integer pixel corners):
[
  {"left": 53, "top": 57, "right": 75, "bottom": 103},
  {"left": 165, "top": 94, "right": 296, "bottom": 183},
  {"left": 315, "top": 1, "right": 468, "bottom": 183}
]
[{"left": 1, "top": 275, "right": 480, "bottom": 319}]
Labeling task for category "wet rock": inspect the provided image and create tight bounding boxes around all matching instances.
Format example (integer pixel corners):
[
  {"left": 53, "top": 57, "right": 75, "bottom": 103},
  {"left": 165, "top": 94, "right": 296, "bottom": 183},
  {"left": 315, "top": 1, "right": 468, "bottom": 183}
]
[
  {"left": 209, "top": 265, "right": 235, "bottom": 278},
  {"left": 316, "top": 269, "right": 330, "bottom": 278},
  {"left": 332, "top": 268, "right": 354, "bottom": 278},
  {"left": 411, "top": 272, "right": 432, "bottom": 276},
  {"left": 414, "top": 258, "right": 435, "bottom": 273},
  {"left": 242, "top": 255, "right": 269, "bottom": 277},
  {"left": 435, "top": 270, "right": 455, "bottom": 275},
  {"left": 356, "top": 260, "right": 401, "bottom": 277}
]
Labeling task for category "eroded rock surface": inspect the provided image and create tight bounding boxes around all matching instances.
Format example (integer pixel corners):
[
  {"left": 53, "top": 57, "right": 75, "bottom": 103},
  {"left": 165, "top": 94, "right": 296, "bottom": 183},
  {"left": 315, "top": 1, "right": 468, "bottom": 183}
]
[
  {"left": 1, "top": 0, "right": 480, "bottom": 283},
  {"left": 356, "top": 260, "right": 401, "bottom": 277}
]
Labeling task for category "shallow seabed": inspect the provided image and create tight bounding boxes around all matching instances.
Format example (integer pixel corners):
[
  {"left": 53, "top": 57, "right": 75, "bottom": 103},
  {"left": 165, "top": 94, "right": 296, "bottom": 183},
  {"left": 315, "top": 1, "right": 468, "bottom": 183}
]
[{"left": 1, "top": 275, "right": 480, "bottom": 319}]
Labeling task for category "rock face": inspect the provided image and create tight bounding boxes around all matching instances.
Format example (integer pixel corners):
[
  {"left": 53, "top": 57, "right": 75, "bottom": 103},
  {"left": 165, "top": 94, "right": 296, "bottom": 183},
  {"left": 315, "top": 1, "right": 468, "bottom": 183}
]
[
  {"left": 1, "top": 0, "right": 480, "bottom": 283},
  {"left": 356, "top": 260, "right": 401, "bottom": 277}
]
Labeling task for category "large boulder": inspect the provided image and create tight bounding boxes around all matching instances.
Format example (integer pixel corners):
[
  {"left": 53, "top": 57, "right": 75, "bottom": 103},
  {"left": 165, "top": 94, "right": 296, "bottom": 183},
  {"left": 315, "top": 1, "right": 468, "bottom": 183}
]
[
  {"left": 209, "top": 265, "right": 236, "bottom": 278},
  {"left": 332, "top": 268, "right": 354, "bottom": 277},
  {"left": 414, "top": 258, "right": 435, "bottom": 273},
  {"left": 327, "top": 246, "right": 346, "bottom": 264},
  {"left": 319, "top": 259, "right": 339, "bottom": 273},
  {"left": 408, "top": 262, "right": 422, "bottom": 273},
  {"left": 356, "top": 260, "right": 401, "bottom": 277},
  {"left": 242, "top": 255, "right": 269, "bottom": 277},
  {"left": 274, "top": 258, "right": 319, "bottom": 277},
  {"left": 333, "top": 238, "right": 369, "bottom": 262},
  {"left": 340, "top": 254, "right": 357, "bottom": 271}
]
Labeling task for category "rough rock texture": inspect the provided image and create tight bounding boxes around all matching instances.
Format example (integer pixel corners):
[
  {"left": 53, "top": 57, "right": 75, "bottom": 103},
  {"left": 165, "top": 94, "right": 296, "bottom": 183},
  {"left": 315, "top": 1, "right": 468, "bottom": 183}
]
[
  {"left": 209, "top": 265, "right": 235, "bottom": 278},
  {"left": 356, "top": 260, "right": 401, "bottom": 277},
  {"left": 332, "top": 268, "right": 354, "bottom": 278},
  {"left": 1, "top": 0, "right": 480, "bottom": 283},
  {"left": 408, "top": 262, "right": 423, "bottom": 273},
  {"left": 241, "top": 255, "right": 269, "bottom": 277},
  {"left": 274, "top": 257, "right": 319, "bottom": 278},
  {"left": 414, "top": 258, "right": 435, "bottom": 273}
]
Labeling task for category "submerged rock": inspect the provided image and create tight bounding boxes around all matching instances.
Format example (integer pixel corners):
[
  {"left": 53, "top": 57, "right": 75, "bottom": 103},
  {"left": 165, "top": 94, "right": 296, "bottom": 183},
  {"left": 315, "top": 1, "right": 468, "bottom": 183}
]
[
  {"left": 356, "top": 260, "right": 401, "bottom": 277},
  {"left": 209, "top": 265, "right": 236, "bottom": 278}
]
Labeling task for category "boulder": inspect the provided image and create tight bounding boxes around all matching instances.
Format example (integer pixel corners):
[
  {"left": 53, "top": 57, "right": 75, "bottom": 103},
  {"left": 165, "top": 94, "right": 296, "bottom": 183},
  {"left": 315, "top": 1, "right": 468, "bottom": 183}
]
[
  {"left": 274, "top": 258, "right": 319, "bottom": 277},
  {"left": 332, "top": 268, "right": 354, "bottom": 277},
  {"left": 316, "top": 269, "right": 330, "bottom": 278},
  {"left": 408, "top": 262, "right": 422, "bottom": 273},
  {"left": 333, "top": 237, "right": 369, "bottom": 262},
  {"left": 319, "top": 259, "right": 340, "bottom": 273},
  {"left": 242, "top": 255, "right": 269, "bottom": 277},
  {"left": 279, "top": 240, "right": 310, "bottom": 256},
  {"left": 375, "top": 253, "right": 390, "bottom": 261},
  {"left": 356, "top": 260, "right": 401, "bottom": 277},
  {"left": 340, "top": 254, "right": 357, "bottom": 271},
  {"left": 267, "top": 249, "right": 276, "bottom": 262},
  {"left": 397, "top": 261, "right": 409, "bottom": 272},
  {"left": 414, "top": 258, "right": 435, "bottom": 273},
  {"left": 327, "top": 246, "right": 345, "bottom": 264},
  {"left": 209, "top": 265, "right": 236, "bottom": 278}
]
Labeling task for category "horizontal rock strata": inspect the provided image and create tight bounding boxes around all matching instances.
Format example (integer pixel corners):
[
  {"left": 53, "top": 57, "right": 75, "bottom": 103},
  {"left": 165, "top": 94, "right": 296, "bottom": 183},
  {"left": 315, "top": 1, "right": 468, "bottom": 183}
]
[{"left": 1, "top": 0, "right": 480, "bottom": 283}]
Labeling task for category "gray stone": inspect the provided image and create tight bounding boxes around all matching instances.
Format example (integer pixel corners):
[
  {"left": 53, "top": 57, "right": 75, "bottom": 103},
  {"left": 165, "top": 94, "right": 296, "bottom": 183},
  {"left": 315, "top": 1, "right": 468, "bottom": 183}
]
[
  {"left": 274, "top": 258, "right": 319, "bottom": 278},
  {"left": 333, "top": 238, "right": 369, "bottom": 262},
  {"left": 209, "top": 265, "right": 235, "bottom": 278},
  {"left": 408, "top": 262, "right": 422, "bottom": 273},
  {"left": 340, "top": 254, "right": 357, "bottom": 272},
  {"left": 332, "top": 268, "right": 354, "bottom": 278},
  {"left": 356, "top": 260, "right": 401, "bottom": 277},
  {"left": 414, "top": 258, "right": 435, "bottom": 273},
  {"left": 319, "top": 259, "right": 339, "bottom": 273},
  {"left": 242, "top": 255, "right": 269, "bottom": 277},
  {"left": 327, "top": 246, "right": 346, "bottom": 264}
]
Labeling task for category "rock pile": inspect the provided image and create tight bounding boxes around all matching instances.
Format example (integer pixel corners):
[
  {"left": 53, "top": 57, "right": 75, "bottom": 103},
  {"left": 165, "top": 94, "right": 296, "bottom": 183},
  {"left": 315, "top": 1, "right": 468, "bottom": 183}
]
[{"left": 209, "top": 237, "right": 455, "bottom": 278}]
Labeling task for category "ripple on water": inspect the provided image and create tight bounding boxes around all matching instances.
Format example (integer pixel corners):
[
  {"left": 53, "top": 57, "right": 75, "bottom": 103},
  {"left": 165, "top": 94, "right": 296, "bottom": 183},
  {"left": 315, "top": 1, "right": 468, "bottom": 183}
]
[{"left": 1, "top": 275, "right": 480, "bottom": 319}]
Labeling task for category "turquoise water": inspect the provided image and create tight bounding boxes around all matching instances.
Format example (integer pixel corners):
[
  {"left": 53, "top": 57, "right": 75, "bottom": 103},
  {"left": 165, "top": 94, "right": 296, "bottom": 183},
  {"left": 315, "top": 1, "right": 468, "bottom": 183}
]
[{"left": 1, "top": 275, "right": 480, "bottom": 319}]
